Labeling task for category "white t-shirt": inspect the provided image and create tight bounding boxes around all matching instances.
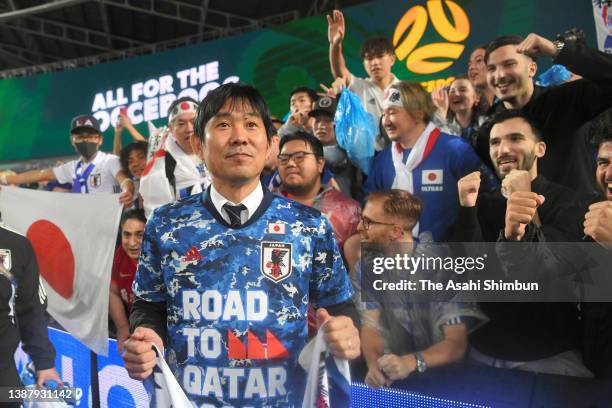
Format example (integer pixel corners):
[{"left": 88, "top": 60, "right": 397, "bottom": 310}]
[
  {"left": 52, "top": 151, "right": 121, "bottom": 193},
  {"left": 349, "top": 74, "right": 401, "bottom": 150}
]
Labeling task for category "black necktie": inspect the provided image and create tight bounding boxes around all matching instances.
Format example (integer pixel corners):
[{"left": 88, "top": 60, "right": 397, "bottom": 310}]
[{"left": 223, "top": 203, "right": 247, "bottom": 227}]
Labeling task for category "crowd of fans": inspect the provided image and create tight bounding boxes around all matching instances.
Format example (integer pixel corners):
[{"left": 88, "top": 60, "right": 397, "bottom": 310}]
[{"left": 2, "top": 8, "right": 612, "bottom": 391}]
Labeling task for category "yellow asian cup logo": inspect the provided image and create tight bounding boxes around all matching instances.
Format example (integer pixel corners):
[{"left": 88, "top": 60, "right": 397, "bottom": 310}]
[{"left": 394, "top": 0, "right": 470, "bottom": 75}]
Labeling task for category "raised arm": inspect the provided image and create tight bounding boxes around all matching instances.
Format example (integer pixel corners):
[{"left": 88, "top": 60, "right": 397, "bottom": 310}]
[
  {"left": 328, "top": 10, "right": 352, "bottom": 81},
  {"left": 0, "top": 168, "right": 56, "bottom": 186}
]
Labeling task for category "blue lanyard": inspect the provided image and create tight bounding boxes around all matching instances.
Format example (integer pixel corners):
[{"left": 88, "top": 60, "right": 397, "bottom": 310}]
[{"left": 71, "top": 161, "right": 96, "bottom": 193}]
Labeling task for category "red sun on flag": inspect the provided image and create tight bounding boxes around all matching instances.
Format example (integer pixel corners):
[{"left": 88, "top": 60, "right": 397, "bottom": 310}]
[
  {"left": 422, "top": 169, "right": 443, "bottom": 185},
  {"left": 26, "top": 220, "right": 75, "bottom": 299}
]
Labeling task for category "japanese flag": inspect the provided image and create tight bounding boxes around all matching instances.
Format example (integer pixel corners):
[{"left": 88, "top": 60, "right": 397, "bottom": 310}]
[
  {"left": 0, "top": 186, "right": 122, "bottom": 355},
  {"left": 299, "top": 323, "right": 351, "bottom": 408}
]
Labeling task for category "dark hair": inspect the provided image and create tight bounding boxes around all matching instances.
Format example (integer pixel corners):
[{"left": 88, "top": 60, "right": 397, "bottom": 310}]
[
  {"left": 488, "top": 109, "right": 543, "bottom": 141},
  {"left": 593, "top": 129, "right": 612, "bottom": 149},
  {"left": 279, "top": 131, "right": 324, "bottom": 158},
  {"left": 361, "top": 37, "right": 394, "bottom": 59},
  {"left": 194, "top": 83, "right": 272, "bottom": 142},
  {"left": 120, "top": 208, "right": 146, "bottom": 228},
  {"left": 119, "top": 141, "right": 148, "bottom": 177},
  {"left": 447, "top": 74, "right": 482, "bottom": 120},
  {"left": 289, "top": 87, "right": 318, "bottom": 105},
  {"left": 472, "top": 43, "right": 489, "bottom": 53},
  {"left": 167, "top": 96, "right": 198, "bottom": 117},
  {"left": 484, "top": 35, "right": 530, "bottom": 64},
  {"left": 269, "top": 123, "right": 278, "bottom": 137}
]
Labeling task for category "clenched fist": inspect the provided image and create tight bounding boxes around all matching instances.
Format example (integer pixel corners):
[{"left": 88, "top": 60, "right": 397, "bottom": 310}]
[
  {"left": 504, "top": 191, "right": 545, "bottom": 241},
  {"left": 584, "top": 201, "right": 612, "bottom": 249},
  {"left": 457, "top": 171, "right": 481, "bottom": 207},
  {"left": 501, "top": 169, "right": 531, "bottom": 198}
]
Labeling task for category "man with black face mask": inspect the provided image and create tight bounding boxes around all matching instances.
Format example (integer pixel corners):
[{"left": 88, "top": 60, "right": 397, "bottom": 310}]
[{"left": 0, "top": 115, "right": 134, "bottom": 207}]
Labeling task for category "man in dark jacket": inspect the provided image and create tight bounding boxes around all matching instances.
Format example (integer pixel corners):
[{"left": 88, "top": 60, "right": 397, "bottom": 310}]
[
  {"left": 452, "top": 110, "right": 593, "bottom": 376},
  {"left": 0, "top": 222, "right": 60, "bottom": 403},
  {"left": 475, "top": 31, "right": 612, "bottom": 195},
  {"left": 581, "top": 135, "right": 612, "bottom": 378}
]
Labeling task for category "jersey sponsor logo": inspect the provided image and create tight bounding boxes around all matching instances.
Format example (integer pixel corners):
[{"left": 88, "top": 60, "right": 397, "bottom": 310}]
[
  {"left": 267, "top": 222, "right": 286, "bottom": 234},
  {"left": 182, "top": 246, "right": 203, "bottom": 263},
  {"left": 0, "top": 249, "right": 11, "bottom": 271},
  {"left": 89, "top": 173, "right": 102, "bottom": 188},
  {"left": 261, "top": 242, "right": 292, "bottom": 283}
]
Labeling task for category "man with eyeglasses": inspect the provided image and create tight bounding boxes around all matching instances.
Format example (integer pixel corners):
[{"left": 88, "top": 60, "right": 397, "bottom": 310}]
[
  {"left": 277, "top": 131, "right": 361, "bottom": 252},
  {"left": 0, "top": 115, "right": 134, "bottom": 207},
  {"left": 350, "top": 189, "right": 485, "bottom": 389}
]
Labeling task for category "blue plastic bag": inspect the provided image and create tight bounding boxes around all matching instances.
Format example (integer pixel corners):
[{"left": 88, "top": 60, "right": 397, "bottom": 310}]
[
  {"left": 334, "top": 88, "right": 378, "bottom": 175},
  {"left": 537, "top": 64, "right": 571, "bottom": 87}
]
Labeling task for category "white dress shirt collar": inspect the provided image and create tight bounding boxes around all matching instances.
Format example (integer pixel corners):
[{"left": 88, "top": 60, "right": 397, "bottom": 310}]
[{"left": 209, "top": 182, "right": 264, "bottom": 225}]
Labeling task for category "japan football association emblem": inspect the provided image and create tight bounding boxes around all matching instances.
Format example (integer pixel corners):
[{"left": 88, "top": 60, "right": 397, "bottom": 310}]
[
  {"left": 261, "top": 242, "right": 292, "bottom": 283},
  {"left": 0, "top": 249, "right": 11, "bottom": 272}
]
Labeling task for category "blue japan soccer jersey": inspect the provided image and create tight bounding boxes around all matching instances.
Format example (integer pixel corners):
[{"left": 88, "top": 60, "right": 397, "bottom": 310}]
[{"left": 133, "top": 189, "right": 353, "bottom": 407}]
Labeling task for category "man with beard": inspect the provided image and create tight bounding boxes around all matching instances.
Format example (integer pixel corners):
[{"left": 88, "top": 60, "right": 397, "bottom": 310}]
[
  {"left": 584, "top": 136, "right": 612, "bottom": 247},
  {"left": 0, "top": 115, "right": 134, "bottom": 207},
  {"left": 581, "top": 135, "right": 612, "bottom": 378},
  {"left": 364, "top": 81, "right": 498, "bottom": 241},
  {"left": 475, "top": 32, "right": 612, "bottom": 195},
  {"left": 139, "top": 97, "right": 211, "bottom": 217},
  {"left": 277, "top": 131, "right": 360, "bottom": 251},
  {"left": 309, "top": 95, "right": 360, "bottom": 198},
  {"left": 349, "top": 190, "right": 485, "bottom": 388},
  {"left": 452, "top": 109, "right": 593, "bottom": 376}
]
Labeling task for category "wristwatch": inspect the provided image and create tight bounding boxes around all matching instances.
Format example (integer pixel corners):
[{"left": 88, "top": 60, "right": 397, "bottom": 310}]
[
  {"left": 414, "top": 352, "right": 427, "bottom": 373},
  {"left": 552, "top": 39, "right": 565, "bottom": 59}
]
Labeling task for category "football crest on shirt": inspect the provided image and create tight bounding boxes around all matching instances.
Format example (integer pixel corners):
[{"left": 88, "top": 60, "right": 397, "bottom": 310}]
[
  {"left": 261, "top": 242, "right": 292, "bottom": 282},
  {"left": 0, "top": 249, "right": 11, "bottom": 272},
  {"left": 90, "top": 173, "right": 102, "bottom": 188}
]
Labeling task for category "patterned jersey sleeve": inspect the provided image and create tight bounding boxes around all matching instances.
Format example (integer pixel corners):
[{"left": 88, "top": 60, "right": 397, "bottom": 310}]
[
  {"left": 309, "top": 215, "right": 354, "bottom": 308},
  {"left": 132, "top": 210, "right": 166, "bottom": 302}
]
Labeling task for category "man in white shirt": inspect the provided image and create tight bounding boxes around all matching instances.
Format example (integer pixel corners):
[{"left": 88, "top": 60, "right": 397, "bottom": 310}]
[
  {"left": 124, "top": 83, "right": 361, "bottom": 407},
  {"left": 327, "top": 9, "right": 400, "bottom": 150},
  {"left": 139, "top": 97, "right": 211, "bottom": 217},
  {"left": 0, "top": 115, "right": 134, "bottom": 206}
]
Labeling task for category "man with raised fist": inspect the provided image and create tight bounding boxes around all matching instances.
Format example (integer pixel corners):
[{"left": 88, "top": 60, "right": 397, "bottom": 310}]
[{"left": 451, "top": 109, "right": 593, "bottom": 377}]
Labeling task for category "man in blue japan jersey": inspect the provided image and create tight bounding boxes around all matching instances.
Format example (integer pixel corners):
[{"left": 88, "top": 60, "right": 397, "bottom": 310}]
[
  {"left": 123, "top": 83, "right": 360, "bottom": 407},
  {"left": 363, "top": 81, "right": 499, "bottom": 241}
]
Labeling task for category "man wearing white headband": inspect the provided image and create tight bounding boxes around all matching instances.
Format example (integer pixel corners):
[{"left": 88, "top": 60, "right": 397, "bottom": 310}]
[
  {"left": 139, "top": 97, "right": 211, "bottom": 216},
  {"left": 363, "top": 81, "right": 498, "bottom": 241}
]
